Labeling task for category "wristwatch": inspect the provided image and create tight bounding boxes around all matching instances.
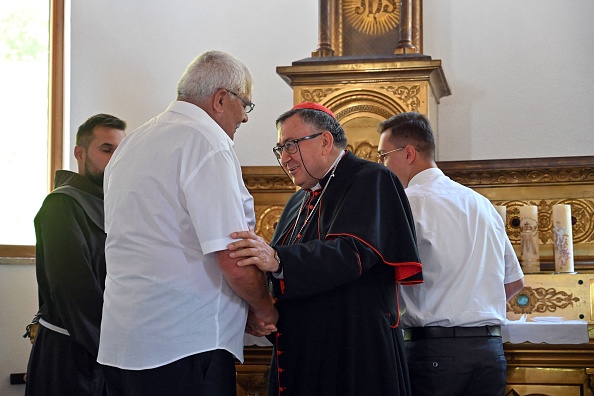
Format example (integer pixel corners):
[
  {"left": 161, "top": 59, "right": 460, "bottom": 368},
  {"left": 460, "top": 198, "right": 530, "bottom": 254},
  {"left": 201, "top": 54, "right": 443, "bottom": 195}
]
[{"left": 273, "top": 248, "right": 282, "bottom": 274}]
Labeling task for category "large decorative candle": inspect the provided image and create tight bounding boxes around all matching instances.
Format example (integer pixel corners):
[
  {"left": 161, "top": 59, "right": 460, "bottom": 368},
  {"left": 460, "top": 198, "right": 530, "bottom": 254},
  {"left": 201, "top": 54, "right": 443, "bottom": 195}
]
[
  {"left": 494, "top": 205, "right": 506, "bottom": 223},
  {"left": 552, "top": 204, "right": 574, "bottom": 273},
  {"left": 519, "top": 205, "right": 540, "bottom": 273}
]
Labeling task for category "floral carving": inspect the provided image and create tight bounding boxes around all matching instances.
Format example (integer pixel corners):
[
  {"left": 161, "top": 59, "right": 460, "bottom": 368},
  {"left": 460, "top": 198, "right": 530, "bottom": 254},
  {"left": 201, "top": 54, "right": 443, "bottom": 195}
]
[
  {"left": 379, "top": 85, "right": 421, "bottom": 112},
  {"left": 507, "top": 286, "right": 580, "bottom": 315},
  {"left": 255, "top": 206, "right": 285, "bottom": 243},
  {"left": 301, "top": 89, "right": 340, "bottom": 103},
  {"left": 445, "top": 168, "right": 594, "bottom": 187},
  {"left": 497, "top": 199, "right": 594, "bottom": 246},
  {"left": 243, "top": 176, "right": 294, "bottom": 192}
]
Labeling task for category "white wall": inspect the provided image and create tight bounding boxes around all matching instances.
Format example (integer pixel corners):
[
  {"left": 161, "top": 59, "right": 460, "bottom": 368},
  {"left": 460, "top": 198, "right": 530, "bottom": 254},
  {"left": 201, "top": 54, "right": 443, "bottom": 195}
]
[
  {"left": 2, "top": 1, "right": 593, "bottom": 394},
  {"left": 0, "top": 262, "right": 37, "bottom": 396},
  {"left": 67, "top": 0, "right": 594, "bottom": 167},
  {"left": 424, "top": 0, "right": 594, "bottom": 160},
  {"left": 68, "top": 0, "right": 320, "bottom": 168}
]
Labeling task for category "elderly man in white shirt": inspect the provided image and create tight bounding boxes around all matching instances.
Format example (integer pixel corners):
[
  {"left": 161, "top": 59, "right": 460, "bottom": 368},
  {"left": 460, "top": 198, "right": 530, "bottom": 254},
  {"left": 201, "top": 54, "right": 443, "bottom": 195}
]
[
  {"left": 98, "top": 50, "right": 277, "bottom": 396},
  {"left": 377, "top": 112, "right": 524, "bottom": 396}
]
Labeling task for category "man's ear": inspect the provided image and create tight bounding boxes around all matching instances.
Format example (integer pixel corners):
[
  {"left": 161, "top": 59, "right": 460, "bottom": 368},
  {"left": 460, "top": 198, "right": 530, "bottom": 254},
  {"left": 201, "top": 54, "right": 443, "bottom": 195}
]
[
  {"left": 74, "top": 145, "right": 84, "bottom": 161},
  {"left": 321, "top": 131, "right": 334, "bottom": 153},
  {"left": 212, "top": 89, "right": 226, "bottom": 114},
  {"left": 405, "top": 144, "right": 416, "bottom": 164}
]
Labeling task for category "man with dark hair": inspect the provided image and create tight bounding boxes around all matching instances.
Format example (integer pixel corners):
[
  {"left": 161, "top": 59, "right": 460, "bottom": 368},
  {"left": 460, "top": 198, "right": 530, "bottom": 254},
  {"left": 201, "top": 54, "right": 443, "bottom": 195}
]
[
  {"left": 98, "top": 50, "right": 277, "bottom": 396},
  {"left": 75, "top": 114, "right": 128, "bottom": 186},
  {"left": 377, "top": 111, "right": 524, "bottom": 396},
  {"left": 26, "top": 113, "right": 126, "bottom": 396},
  {"left": 228, "top": 102, "right": 422, "bottom": 396}
]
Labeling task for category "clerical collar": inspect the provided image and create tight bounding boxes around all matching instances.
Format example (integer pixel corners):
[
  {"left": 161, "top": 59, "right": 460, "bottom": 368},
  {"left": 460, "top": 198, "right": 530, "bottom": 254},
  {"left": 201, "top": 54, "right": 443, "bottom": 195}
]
[{"left": 309, "top": 150, "right": 347, "bottom": 192}]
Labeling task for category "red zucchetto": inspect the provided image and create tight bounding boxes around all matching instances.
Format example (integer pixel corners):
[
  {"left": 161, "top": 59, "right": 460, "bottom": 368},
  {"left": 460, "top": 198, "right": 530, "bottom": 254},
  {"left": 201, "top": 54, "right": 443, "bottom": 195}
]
[{"left": 291, "top": 102, "right": 336, "bottom": 119}]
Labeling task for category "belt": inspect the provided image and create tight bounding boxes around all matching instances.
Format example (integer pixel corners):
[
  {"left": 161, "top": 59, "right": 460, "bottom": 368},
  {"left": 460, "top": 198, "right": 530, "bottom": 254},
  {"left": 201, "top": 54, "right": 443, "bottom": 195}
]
[
  {"left": 403, "top": 325, "right": 501, "bottom": 341},
  {"left": 39, "top": 318, "right": 70, "bottom": 336}
]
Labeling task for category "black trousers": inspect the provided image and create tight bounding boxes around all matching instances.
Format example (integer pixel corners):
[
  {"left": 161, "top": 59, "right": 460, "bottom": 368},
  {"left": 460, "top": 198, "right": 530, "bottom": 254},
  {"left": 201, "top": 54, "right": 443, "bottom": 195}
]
[
  {"left": 405, "top": 336, "right": 506, "bottom": 396},
  {"left": 102, "top": 349, "right": 237, "bottom": 396}
]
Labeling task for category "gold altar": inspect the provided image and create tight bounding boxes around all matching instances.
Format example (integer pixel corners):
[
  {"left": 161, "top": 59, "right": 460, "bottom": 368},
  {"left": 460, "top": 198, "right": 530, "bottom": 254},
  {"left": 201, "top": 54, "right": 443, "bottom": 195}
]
[
  {"left": 235, "top": 2, "right": 593, "bottom": 394},
  {"left": 238, "top": 157, "right": 594, "bottom": 396}
]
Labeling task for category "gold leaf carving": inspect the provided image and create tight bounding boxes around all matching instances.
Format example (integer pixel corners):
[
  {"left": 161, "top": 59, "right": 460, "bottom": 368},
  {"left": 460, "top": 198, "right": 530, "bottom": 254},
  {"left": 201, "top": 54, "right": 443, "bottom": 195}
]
[
  {"left": 446, "top": 168, "right": 594, "bottom": 187},
  {"left": 496, "top": 199, "right": 594, "bottom": 246},
  {"left": 379, "top": 85, "right": 421, "bottom": 112},
  {"left": 255, "top": 206, "right": 285, "bottom": 243},
  {"left": 507, "top": 286, "right": 580, "bottom": 315},
  {"left": 301, "top": 88, "right": 340, "bottom": 103},
  {"left": 347, "top": 141, "right": 377, "bottom": 161},
  {"left": 334, "top": 104, "right": 394, "bottom": 121},
  {"left": 343, "top": 0, "right": 400, "bottom": 35},
  {"left": 243, "top": 176, "right": 294, "bottom": 192}
]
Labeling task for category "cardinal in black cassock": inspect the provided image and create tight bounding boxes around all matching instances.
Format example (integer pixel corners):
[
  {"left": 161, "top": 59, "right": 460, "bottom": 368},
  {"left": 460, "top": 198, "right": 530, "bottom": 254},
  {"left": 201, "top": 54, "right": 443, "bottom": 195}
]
[{"left": 230, "top": 102, "right": 422, "bottom": 396}]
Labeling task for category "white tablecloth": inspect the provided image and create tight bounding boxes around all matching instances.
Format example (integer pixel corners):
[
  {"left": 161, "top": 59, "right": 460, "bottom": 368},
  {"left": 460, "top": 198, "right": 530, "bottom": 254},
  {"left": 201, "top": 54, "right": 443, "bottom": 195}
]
[{"left": 502, "top": 318, "right": 589, "bottom": 344}]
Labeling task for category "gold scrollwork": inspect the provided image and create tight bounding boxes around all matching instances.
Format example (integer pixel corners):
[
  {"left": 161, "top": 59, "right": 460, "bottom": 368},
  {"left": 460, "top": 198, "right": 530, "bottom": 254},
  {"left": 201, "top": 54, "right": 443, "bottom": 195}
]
[
  {"left": 507, "top": 286, "right": 580, "bottom": 315},
  {"left": 344, "top": 0, "right": 400, "bottom": 35},
  {"left": 334, "top": 104, "right": 394, "bottom": 121},
  {"left": 301, "top": 88, "right": 340, "bottom": 103},
  {"left": 243, "top": 176, "right": 294, "bottom": 192},
  {"left": 496, "top": 199, "right": 594, "bottom": 246},
  {"left": 447, "top": 168, "right": 594, "bottom": 187},
  {"left": 346, "top": 141, "right": 377, "bottom": 161},
  {"left": 378, "top": 85, "right": 421, "bottom": 112},
  {"left": 255, "top": 206, "right": 285, "bottom": 243}
]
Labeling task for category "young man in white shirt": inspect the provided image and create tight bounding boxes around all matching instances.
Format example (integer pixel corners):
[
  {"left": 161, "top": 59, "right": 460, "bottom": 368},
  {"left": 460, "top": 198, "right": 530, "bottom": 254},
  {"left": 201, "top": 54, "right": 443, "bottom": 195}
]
[{"left": 377, "top": 112, "right": 524, "bottom": 396}]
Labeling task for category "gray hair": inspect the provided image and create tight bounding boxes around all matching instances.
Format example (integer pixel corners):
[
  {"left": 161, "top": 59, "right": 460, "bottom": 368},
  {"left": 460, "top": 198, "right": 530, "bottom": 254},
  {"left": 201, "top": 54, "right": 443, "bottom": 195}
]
[
  {"left": 276, "top": 108, "right": 348, "bottom": 149},
  {"left": 176, "top": 50, "right": 252, "bottom": 102}
]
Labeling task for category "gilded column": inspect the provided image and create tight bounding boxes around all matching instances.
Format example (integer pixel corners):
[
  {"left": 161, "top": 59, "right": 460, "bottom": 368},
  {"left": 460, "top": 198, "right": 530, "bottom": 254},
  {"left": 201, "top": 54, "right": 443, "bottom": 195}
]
[
  {"left": 412, "top": 0, "right": 423, "bottom": 53},
  {"left": 312, "top": 0, "right": 335, "bottom": 57},
  {"left": 395, "top": 0, "right": 417, "bottom": 54}
]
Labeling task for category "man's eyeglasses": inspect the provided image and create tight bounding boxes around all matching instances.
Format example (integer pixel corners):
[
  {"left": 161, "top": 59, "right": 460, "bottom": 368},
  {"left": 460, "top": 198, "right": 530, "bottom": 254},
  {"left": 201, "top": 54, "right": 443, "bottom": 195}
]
[
  {"left": 272, "top": 132, "right": 323, "bottom": 160},
  {"left": 377, "top": 147, "right": 404, "bottom": 163},
  {"left": 226, "top": 89, "right": 255, "bottom": 114}
]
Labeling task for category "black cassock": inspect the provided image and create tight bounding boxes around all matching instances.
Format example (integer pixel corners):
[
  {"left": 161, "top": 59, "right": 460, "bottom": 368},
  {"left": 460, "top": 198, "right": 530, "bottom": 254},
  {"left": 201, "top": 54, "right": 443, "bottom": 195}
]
[
  {"left": 269, "top": 152, "right": 422, "bottom": 396},
  {"left": 26, "top": 170, "right": 107, "bottom": 396}
]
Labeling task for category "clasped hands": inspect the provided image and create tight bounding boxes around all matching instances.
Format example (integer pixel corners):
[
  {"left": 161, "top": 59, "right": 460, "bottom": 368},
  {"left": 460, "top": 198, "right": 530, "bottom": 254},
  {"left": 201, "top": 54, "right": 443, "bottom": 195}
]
[{"left": 228, "top": 230, "right": 279, "bottom": 337}]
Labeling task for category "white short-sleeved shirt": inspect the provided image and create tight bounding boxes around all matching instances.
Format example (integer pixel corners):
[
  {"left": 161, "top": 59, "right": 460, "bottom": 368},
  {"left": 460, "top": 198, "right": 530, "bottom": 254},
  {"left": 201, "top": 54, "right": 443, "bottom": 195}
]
[
  {"left": 98, "top": 101, "right": 255, "bottom": 369},
  {"left": 400, "top": 168, "right": 523, "bottom": 328}
]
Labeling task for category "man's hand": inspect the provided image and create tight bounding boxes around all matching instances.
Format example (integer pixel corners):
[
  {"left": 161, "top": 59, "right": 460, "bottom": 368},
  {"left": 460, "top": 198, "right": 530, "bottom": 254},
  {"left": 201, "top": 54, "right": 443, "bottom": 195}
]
[
  {"left": 245, "top": 307, "right": 278, "bottom": 337},
  {"left": 228, "top": 230, "right": 279, "bottom": 272}
]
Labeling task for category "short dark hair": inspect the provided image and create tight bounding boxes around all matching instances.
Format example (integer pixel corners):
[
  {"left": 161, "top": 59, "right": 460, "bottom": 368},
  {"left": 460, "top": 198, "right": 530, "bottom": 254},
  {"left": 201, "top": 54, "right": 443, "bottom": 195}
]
[
  {"left": 378, "top": 112, "right": 435, "bottom": 157},
  {"left": 275, "top": 108, "right": 347, "bottom": 149},
  {"left": 76, "top": 114, "right": 126, "bottom": 148}
]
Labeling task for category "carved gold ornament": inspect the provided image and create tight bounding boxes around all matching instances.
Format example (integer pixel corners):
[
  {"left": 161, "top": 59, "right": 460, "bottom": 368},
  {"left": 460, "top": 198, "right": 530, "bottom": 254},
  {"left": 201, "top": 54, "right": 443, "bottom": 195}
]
[
  {"left": 379, "top": 85, "right": 421, "bottom": 112},
  {"left": 255, "top": 206, "right": 285, "bottom": 243},
  {"left": 499, "top": 199, "right": 594, "bottom": 246},
  {"left": 344, "top": 0, "right": 400, "bottom": 35},
  {"left": 507, "top": 286, "right": 580, "bottom": 315},
  {"left": 301, "top": 88, "right": 340, "bottom": 103}
]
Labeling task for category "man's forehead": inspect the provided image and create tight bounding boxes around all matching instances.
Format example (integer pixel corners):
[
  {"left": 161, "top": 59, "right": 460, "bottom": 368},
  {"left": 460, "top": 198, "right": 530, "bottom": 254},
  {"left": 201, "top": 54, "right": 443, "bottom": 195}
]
[
  {"left": 91, "top": 127, "right": 125, "bottom": 144},
  {"left": 277, "top": 116, "right": 312, "bottom": 142}
]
